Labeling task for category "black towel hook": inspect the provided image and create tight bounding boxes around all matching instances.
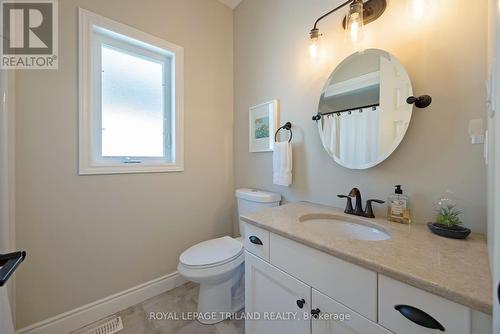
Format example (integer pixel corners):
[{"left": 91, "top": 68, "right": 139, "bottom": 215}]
[{"left": 274, "top": 122, "right": 292, "bottom": 143}]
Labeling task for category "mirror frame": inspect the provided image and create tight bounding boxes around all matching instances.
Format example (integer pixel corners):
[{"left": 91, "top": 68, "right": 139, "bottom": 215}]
[{"left": 317, "top": 49, "right": 413, "bottom": 169}]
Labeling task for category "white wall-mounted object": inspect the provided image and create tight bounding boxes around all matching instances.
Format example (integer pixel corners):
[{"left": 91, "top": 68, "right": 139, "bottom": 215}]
[
  {"left": 78, "top": 8, "right": 184, "bottom": 174},
  {"left": 249, "top": 100, "right": 279, "bottom": 152},
  {"left": 242, "top": 222, "right": 492, "bottom": 334},
  {"left": 469, "top": 119, "right": 485, "bottom": 144}
]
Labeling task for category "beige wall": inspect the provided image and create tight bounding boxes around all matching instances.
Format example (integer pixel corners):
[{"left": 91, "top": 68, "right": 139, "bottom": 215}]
[
  {"left": 1, "top": 66, "right": 16, "bottom": 312},
  {"left": 487, "top": 0, "right": 496, "bottom": 278},
  {"left": 234, "top": 0, "right": 487, "bottom": 233},
  {"left": 15, "top": 0, "right": 233, "bottom": 328}
]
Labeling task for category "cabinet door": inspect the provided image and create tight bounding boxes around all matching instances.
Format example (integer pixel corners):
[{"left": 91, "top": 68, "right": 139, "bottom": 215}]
[
  {"left": 312, "top": 289, "right": 392, "bottom": 334},
  {"left": 245, "top": 251, "right": 311, "bottom": 334}
]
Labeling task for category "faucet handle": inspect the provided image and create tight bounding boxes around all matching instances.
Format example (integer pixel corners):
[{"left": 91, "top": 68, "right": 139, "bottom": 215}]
[
  {"left": 338, "top": 195, "right": 354, "bottom": 214},
  {"left": 364, "top": 199, "right": 385, "bottom": 218}
]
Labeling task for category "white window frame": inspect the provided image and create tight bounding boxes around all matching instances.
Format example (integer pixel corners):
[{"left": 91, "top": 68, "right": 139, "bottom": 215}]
[{"left": 78, "top": 8, "right": 184, "bottom": 175}]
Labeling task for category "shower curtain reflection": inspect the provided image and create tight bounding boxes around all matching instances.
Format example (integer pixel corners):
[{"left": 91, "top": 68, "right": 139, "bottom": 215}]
[{"left": 318, "top": 107, "right": 380, "bottom": 167}]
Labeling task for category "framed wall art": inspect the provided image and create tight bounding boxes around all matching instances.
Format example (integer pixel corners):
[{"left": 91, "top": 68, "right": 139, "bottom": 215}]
[{"left": 249, "top": 100, "right": 279, "bottom": 152}]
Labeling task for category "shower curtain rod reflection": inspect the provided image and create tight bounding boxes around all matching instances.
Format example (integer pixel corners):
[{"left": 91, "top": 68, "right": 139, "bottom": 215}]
[{"left": 312, "top": 103, "right": 379, "bottom": 121}]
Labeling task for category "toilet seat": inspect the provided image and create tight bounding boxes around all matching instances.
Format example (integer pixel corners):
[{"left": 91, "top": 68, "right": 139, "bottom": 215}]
[{"left": 179, "top": 236, "right": 243, "bottom": 269}]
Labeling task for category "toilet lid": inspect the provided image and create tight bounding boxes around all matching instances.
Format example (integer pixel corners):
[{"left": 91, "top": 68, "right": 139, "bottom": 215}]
[{"left": 180, "top": 236, "right": 243, "bottom": 267}]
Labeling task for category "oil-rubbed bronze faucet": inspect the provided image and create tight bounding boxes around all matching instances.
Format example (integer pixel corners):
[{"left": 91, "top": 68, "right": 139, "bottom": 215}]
[
  {"left": 348, "top": 187, "right": 364, "bottom": 216},
  {"left": 337, "top": 188, "right": 385, "bottom": 218}
]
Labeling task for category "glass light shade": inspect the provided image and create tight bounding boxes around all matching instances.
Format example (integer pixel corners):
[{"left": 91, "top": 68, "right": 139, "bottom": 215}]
[
  {"left": 309, "top": 35, "right": 321, "bottom": 61},
  {"left": 346, "top": 0, "right": 364, "bottom": 44}
]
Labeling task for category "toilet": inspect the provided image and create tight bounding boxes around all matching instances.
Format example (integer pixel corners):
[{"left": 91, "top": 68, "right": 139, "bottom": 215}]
[{"left": 177, "top": 188, "right": 281, "bottom": 324}]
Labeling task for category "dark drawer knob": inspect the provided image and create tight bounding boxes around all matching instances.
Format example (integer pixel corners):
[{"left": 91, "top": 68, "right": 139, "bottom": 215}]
[
  {"left": 394, "top": 305, "right": 445, "bottom": 331},
  {"left": 249, "top": 236, "right": 263, "bottom": 245},
  {"left": 311, "top": 308, "right": 321, "bottom": 319},
  {"left": 296, "top": 299, "right": 305, "bottom": 309}
]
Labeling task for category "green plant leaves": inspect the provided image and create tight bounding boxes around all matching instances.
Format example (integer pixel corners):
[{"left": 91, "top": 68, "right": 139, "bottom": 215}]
[{"left": 435, "top": 204, "right": 462, "bottom": 227}]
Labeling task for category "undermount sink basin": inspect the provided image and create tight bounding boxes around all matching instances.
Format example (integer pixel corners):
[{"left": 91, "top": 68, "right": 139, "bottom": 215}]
[{"left": 299, "top": 214, "right": 391, "bottom": 241}]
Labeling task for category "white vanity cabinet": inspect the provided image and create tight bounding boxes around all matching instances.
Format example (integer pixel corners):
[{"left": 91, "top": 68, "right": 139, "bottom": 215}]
[
  {"left": 379, "top": 275, "right": 471, "bottom": 334},
  {"left": 312, "top": 289, "right": 392, "bottom": 334},
  {"left": 245, "top": 252, "right": 311, "bottom": 334},
  {"left": 243, "top": 222, "right": 491, "bottom": 334}
]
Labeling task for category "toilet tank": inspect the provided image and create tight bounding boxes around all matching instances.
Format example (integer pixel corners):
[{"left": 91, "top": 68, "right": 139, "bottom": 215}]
[{"left": 235, "top": 188, "right": 281, "bottom": 237}]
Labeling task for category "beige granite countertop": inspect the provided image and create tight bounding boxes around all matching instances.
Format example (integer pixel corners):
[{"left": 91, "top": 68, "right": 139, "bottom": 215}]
[{"left": 241, "top": 202, "right": 492, "bottom": 315}]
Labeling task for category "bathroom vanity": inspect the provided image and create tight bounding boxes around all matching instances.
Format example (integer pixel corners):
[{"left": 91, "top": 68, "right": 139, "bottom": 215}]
[{"left": 241, "top": 202, "right": 492, "bottom": 334}]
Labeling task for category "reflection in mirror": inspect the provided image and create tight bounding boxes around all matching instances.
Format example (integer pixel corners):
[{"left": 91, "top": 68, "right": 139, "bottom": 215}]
[{"left": 317, "top": 49, "right": 413, "bottom": 169}]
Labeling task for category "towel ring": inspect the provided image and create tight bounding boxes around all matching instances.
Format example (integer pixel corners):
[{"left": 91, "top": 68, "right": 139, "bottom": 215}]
[{"left": 275, "top": 122, "right": 292, "bottom": 143}]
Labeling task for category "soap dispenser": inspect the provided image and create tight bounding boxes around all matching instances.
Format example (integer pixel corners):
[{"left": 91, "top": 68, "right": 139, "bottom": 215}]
[{"left": 387, "top": 185, "right": 411, "bottom": 224}]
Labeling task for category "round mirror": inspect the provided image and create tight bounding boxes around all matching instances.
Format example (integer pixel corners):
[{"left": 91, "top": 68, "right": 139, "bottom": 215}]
[{"left": 317, "top": 49, "right": 413, "bottom": 169}]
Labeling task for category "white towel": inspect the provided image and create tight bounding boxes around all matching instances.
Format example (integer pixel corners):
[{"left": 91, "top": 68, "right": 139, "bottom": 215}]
[
  {"left": 0, "top": 286, "right": 14, "bottom": 334},
  {"left": 273, "top": 141, "right": 292, "bottom": 186}
]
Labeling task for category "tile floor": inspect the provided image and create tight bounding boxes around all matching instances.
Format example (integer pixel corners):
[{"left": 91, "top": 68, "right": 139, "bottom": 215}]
[{"left": 72, "top": 283, "right": 244, "bottom": 334}]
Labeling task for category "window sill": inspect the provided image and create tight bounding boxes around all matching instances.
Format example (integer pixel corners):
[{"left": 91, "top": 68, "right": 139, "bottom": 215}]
[{"left": 78, "top": 162, "right": 184, "bottom": 175}]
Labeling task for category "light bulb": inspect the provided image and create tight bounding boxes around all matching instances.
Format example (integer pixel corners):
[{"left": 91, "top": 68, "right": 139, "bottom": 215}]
[
  {"left": 308, "top": 28, "right": 322, "bottom": 61},
  {"left": 309, "top": 36, "right": 320, "bottom": 60},
  {"left": 350, "top": 17, "right": 360, "bottom": 43},
  {"left": 346, "top": 0, "right": 364, "bottom": 44}
]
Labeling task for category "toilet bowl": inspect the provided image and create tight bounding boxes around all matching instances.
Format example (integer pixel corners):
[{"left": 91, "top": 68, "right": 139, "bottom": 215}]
[
  {"left": 177, "top": 236, "right": 244, "bottom": 324},
  {"left": 177, "top": 189, "right": 281, "bottom": 324}
]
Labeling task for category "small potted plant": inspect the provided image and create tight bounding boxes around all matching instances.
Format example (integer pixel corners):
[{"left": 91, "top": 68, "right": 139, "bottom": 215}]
[{"left": 427, "top": 191, "right": 471, "bottom": 239}]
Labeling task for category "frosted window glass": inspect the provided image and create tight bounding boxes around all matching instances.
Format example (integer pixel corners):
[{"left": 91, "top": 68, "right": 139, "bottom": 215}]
[{"left": 101, "top": 45, "right": 165, "bottom": 158}]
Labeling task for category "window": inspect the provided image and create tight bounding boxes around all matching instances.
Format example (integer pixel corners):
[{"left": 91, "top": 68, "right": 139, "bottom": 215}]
[{"left": 79, "top": 9, "right": 184, "bottom": 174}]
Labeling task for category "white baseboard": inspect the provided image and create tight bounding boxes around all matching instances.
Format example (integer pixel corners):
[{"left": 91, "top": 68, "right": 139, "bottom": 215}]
[{"left": 17, "top": 272, "right": 187, "bottom": 334}]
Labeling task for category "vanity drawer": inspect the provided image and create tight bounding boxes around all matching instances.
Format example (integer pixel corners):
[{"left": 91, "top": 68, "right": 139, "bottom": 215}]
[
  {"left": 379, "top": 275, "right": 471, "bottom": 334},
  {"left": 270, "top": 233, "right": 377, "bottom": 322},
  {"left": 243, "top": 223, "right": 270, "bottom": 261}
]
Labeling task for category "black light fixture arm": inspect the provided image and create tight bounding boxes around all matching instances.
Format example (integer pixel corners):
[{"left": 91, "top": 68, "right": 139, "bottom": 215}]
[
  {"left": 309, "top": 0, "right": 386, "bottom": 40},
  {"left": 312, "top": 0, "right": 354, "bottom": 32}
]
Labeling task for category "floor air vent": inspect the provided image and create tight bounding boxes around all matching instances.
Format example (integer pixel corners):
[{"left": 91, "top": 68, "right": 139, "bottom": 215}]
[{"left": 81, "top": 316, "right": 123, "bottom": 334}]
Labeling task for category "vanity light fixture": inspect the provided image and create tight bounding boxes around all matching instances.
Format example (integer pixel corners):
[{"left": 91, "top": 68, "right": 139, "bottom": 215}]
[
  {"left": 308, "top": 0, "right": 387, "bottom": 60},
  {"left": 346, "top": 0, "right": 364, "bottom": 44}
]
